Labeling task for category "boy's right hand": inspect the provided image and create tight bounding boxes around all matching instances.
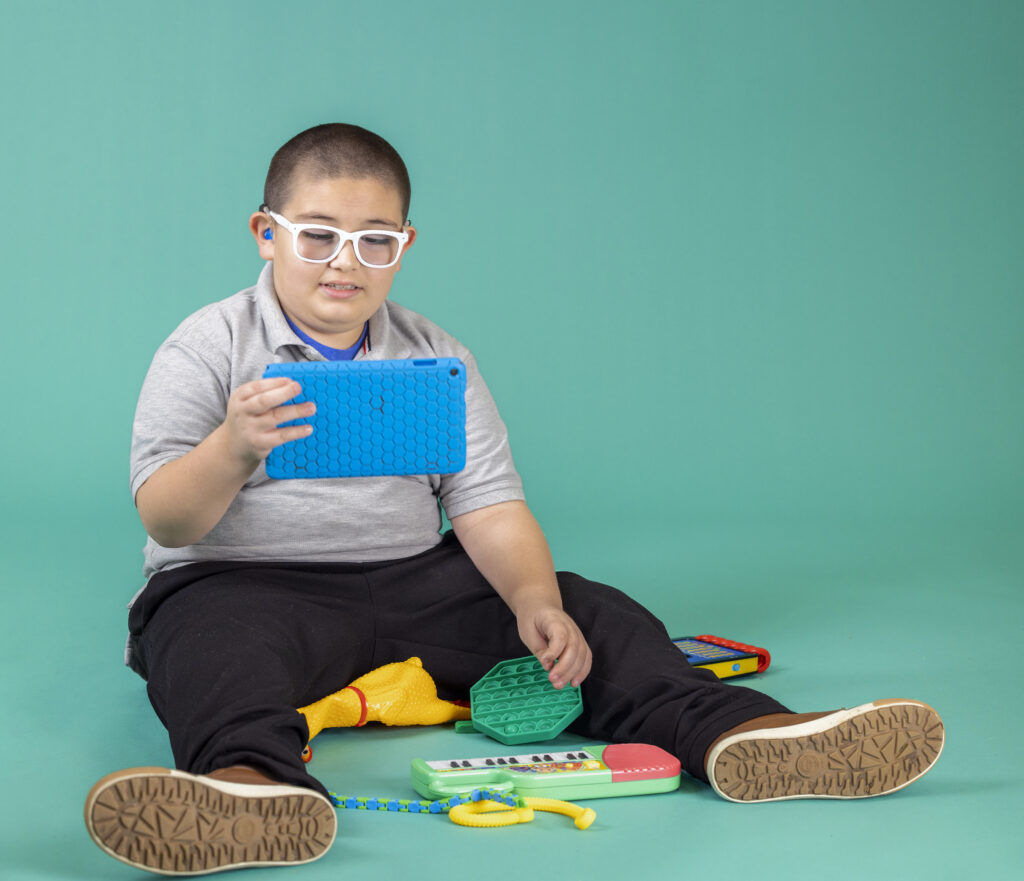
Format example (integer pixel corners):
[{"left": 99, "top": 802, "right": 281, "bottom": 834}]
[
  {"left": 222, "top": 377, "right": 316, "bottom": 469},
  {"left": 136, "top": 376, "right": 316, "bottom": 548}
]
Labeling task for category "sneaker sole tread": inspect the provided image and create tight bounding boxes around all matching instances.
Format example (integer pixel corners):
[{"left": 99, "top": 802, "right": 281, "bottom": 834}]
[
  {"left": 709, "top": 700, "right": 944, "bottom": 803},
  {"left": 84, "top": 767, "right": 336, "bottom": 875}
]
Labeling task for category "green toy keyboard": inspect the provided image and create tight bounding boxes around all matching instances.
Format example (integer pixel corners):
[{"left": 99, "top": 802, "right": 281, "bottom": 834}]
[{"left": 411, "top": 744, "right": 681, "bottom": 801}]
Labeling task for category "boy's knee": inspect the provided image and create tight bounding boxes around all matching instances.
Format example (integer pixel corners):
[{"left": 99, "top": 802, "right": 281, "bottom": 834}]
[{"left": 557, "top": 572, "right": 664, "bottom": 625}]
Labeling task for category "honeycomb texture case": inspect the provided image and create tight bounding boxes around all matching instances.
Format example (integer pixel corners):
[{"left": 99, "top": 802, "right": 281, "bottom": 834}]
[
  {"left": 469, "top": 656, "right": 584, "bottom": 746},
  {"left": 262, "top": 358, "right": 466, "bottom": 479}
]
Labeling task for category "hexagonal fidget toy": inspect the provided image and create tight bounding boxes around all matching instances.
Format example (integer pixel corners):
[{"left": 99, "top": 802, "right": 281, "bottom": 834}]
[
  {"left": 262, "top": 358, "right": 466, "bottom": 478},
  {"left": 470, "top": 656, "right": 583, "bottom": 746}
]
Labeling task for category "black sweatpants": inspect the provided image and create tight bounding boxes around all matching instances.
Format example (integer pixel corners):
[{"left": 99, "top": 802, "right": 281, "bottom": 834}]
[{"left": 128, "top": 532, "right": 789, "bottom": 797}]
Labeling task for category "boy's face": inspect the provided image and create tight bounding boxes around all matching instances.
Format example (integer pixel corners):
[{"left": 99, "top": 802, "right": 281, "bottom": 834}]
[{"left": 250, "top": 172, "right": 416, "bottom": 349}]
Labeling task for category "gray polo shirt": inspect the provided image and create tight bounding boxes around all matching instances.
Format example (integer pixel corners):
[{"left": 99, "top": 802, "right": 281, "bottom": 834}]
[{"left": 131, "top": 263, "right": 524, "bottom": 580}]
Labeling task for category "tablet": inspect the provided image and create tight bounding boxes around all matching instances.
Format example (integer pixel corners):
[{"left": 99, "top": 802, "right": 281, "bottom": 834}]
[{"left": 262, "top": 358, "right": 467, "bottom": 478}]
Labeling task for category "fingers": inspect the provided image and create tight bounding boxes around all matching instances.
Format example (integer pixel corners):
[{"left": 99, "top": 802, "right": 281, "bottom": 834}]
[
  {"left": 276, "top": 421, "right": 315, "bottom": 443},
  {"left": 236, "top": 378, "right": 305, "bottom": 414},
  {"left": 224, "top": 378, "right": 317, "bottom": 463},
  {"left": 521, "top": 611, "right": 592, "bottom": 689},
  {"left": 536, "top": 627, "right": 567, "bottom": 672},
  {"left": 549, "top": 635, "right": 592, "bottom": 689},
  {"left": 272, "top": 400, "right": 317, "bottom": 426},
  {"left": 233, "top": 379, "right": 316, "bottom": 424}
]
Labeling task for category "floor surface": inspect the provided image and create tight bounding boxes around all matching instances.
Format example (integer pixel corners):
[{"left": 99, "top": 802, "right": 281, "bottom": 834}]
[{"left": 3, "top": 510, "right": 1021, "bottom": 880}]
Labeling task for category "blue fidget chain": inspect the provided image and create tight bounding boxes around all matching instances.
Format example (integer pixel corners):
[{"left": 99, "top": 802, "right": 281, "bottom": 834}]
[{"left": 328, "top": 788, "right": 519, "bottom": 813}]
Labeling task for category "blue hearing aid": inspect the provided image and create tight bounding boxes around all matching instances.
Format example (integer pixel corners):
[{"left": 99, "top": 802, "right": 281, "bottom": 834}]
[{"left": 264, "top": 228, "right": 273, "bottom": 240}]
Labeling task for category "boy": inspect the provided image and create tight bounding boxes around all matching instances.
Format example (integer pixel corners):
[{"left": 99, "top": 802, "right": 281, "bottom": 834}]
[{"left": 85, "top": 124, "right": 944, "bottom": 876}]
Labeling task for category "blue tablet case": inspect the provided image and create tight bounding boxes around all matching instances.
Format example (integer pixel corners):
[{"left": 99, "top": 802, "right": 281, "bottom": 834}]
[{"left": 262, "top": 358, "right": 467, "bottom": 479}]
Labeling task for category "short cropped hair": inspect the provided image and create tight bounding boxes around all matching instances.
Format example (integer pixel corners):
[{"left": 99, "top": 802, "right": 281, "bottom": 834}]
[{"left": 263, "top": 123, "right": 411, "bottom": 221}]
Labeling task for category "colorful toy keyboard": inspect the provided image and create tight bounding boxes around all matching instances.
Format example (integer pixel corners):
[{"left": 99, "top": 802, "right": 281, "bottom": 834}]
[
  {"left": 673, "top": 634, "right": 771, "bottom": 678},
  {"left": 262, "top": 358, "right": 466, "bottom": 478},
  {"left": 411, "top": 743, "right": 681, "bottom": 801}
]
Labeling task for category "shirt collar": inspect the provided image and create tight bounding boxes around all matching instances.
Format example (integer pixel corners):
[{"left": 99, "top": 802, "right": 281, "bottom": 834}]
[{"left": 256, "top": 263, "right": 312, "bottom": 356}]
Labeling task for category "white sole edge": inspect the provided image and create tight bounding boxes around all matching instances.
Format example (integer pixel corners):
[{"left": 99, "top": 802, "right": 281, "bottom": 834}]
[{"left": 707, "top": 699, "right": 945, "bottom": 804}]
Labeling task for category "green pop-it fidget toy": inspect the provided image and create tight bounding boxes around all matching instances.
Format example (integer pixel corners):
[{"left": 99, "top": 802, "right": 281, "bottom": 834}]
[{"left": 466, "top": 656, "right": 583, "bottom": 746}]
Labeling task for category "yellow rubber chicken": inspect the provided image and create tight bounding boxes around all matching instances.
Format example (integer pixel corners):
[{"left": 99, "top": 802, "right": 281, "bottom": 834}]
[{"left": 298, "top": 657, "right": 472, "bottom": 741}]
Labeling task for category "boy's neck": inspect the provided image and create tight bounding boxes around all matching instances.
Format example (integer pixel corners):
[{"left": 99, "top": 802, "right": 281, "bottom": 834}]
[{"left": 284, "top": 313, "right": 368, "bottom": 360}]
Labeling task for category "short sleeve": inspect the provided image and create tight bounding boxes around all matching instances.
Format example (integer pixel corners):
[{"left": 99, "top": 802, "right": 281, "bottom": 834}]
[
  {"left": 129, "top": 339, "right": 230, "bottom": 501},
  {"left": 437, "top": 353, "right": 525, "bottom": 519}
]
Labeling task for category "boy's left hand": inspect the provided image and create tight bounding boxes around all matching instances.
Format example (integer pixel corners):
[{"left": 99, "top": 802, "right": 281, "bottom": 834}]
[
  {"left": 516, "top": 604, "right": 592, "bottom": 689},
  {"left": 449, "top": 501, "right": 592, "bottom": 689}
]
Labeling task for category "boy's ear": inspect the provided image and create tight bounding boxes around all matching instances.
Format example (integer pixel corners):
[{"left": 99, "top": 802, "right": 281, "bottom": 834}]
[
  {"left": 249, "top": 212, "right": 275, "bottom": 261},
  {"left": 394, "top": 224, "right": 417, "bottom": 272}
]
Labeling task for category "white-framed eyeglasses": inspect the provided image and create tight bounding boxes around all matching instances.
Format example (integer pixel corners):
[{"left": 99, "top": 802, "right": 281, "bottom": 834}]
[{"left": 267, "top": 210, "right": 409, "bottom": 268}]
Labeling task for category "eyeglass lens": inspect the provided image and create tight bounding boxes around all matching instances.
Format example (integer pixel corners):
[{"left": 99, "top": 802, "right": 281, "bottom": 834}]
[{"left": 296, "top": 228, "right": 401, "bottom": 266}]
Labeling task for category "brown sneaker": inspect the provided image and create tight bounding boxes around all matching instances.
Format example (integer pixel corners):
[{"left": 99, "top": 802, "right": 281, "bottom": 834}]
[
  {"left": 84, "top": 766, "right": 337, "bottom": 875},
  {"left": 707, "top": 699, "right": 944, "bottom": 803}
]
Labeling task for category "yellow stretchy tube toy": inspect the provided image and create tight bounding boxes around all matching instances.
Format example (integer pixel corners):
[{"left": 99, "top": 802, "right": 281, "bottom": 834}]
[
  {"left": 449, "top": 800, "right": 535, "bottom": 828},
  {"left": 298, "top": 657, "right": 471, "bottom": 740},
  {"left": 449, "top": 797, "right": 597, "bottom": 830}
]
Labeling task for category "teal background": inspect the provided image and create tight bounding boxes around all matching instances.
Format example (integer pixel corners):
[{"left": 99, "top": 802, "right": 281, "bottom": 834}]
[{"left": 2, "top": 1, "right": 1021, "bottom": 878}]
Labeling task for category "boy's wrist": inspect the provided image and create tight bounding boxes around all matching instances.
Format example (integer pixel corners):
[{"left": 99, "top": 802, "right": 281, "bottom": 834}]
[
  {"left": 211, "top": 422, "right": 264, "bottom": 480},
  {"left": 507, "top": 588, "right": 562, "bottom": 620}
]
